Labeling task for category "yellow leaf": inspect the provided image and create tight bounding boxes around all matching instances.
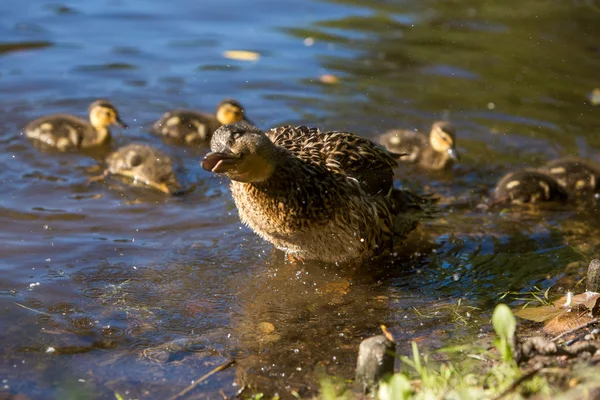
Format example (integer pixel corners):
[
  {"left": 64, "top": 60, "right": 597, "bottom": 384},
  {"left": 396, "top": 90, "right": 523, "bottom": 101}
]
[
  {"left": 223, "top": 50, "right": 260, "bottom": 61},
  {"left": 514, "top": 305, "right": 561, "bottom": 322}
]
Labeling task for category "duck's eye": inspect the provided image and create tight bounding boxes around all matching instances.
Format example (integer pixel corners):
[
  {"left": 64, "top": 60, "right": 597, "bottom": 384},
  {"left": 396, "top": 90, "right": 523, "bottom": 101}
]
[
  {"left": 128, "top": 153, "right": 143, "bottom": 167},
  {"left": 105, "top": 111, "right": 111, "bottom": 117}
]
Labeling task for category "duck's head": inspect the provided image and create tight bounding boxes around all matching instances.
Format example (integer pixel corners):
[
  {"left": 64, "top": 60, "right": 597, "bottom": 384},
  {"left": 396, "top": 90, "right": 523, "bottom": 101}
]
[
  {"left": 89, "top": 100, "right": 128, "bottom": 130},
  {"left": 201, "top": 124, "right": 276, "bottom": 183},
  {"left": 215, "top": 99, "right": 247, "bottom": 125},
  {"left": 429, "top": 121, "right": 459, "bottom": 161},
  {"left": 107, "top": 145, "right": 180, "bottom": 194}
]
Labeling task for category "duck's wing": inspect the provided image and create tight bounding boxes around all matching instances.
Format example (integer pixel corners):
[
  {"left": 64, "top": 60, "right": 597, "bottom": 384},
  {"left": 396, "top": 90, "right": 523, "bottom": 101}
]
[
  {"left": 267, "top": 125, "right": 398, "bottom": 196},
  {"left": 25, "top": 114, "right": 89, "bottom": 150},
  {"left": 379, "top": 129, "right": 427, "bottom": 163},
  {"left": 150, "top": 109, "right": 220, "bottom": 142}
]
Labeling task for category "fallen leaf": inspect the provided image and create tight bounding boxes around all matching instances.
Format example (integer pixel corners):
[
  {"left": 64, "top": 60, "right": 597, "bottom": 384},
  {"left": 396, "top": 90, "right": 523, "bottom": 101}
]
[
  {"left": 514, "top": 304, "right": 562, "bottom": 322},
  {"left": 320, "top": 74, "right": 338, "bottom": 84},
  {"left": 223, "top": 50, "right": 260, "bottom": 61},
  {"left": 590, "top": 88, "right": 600, "bottom": 106}
]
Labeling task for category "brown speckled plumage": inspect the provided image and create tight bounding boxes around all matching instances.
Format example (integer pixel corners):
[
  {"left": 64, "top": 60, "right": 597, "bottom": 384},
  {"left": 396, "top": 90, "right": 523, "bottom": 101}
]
[
  {"left": 379, "top": 121, "right": 459, "bottom": 171},
  {"left": 202, "top": 124, "right": 437, "bottom": 263},
  {"left": 25, "top": 100, "right": 127, "bottom": 151},
  {"left": 541, "top": 157, "right": 600, "bottom": 196},
  {"left": 150, "top": 99, "right": 251, "bottom": 144},
  {"left": 493, "top": 169, "right": 568, "bottom": 204}
]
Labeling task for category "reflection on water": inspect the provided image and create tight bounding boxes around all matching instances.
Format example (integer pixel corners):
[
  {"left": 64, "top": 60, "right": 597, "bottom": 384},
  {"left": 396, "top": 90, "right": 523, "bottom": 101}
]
[{"left": 1, "top": 0, "right": 600, "bottom": 397}]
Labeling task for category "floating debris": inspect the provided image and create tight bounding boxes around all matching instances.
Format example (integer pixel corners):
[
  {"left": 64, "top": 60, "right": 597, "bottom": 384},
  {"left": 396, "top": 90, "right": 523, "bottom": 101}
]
[
  {"left": 222, "top": 50, "right": 260, "bottom": 61},
  {"left": 319, "top": 74, "right": 338, "bottom": 84},
  {"left": 590, "top": 88, "right": 600, "bottom": 106}
]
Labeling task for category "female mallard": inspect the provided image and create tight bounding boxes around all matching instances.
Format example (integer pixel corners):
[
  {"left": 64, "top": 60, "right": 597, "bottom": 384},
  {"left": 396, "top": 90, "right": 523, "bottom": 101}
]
[
  {"left": 493, "top": 169, "right": 568, "bottom": 205},
  {"left": 150, "top": 99, "right": 251, "bottom": 144},
  {"left": 201, "top": 124, "right": 436, "bottom": 263},
  {"left": 541, "top": 157, "right": 600, "bottom": 196},
  {"left": 25, "top": 100, "right": 127, "bottom": 151},
  {"left": 100, "top": 144, "right": 181, "bottom": 194},
  {"left": 379, "top": 121, "right": 459, "bottom": 171}
]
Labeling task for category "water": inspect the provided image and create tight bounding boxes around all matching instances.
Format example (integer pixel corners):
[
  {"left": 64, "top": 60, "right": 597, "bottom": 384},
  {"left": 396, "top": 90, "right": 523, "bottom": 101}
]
[{"left": 1, "top": 0, "right": 600, "bottom": 398}]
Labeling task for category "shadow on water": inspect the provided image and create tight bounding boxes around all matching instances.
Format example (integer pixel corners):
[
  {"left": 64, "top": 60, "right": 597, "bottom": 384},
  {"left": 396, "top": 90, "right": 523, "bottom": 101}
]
[{"left": 1, "top": 0, "right": 600, "bottom": 398}]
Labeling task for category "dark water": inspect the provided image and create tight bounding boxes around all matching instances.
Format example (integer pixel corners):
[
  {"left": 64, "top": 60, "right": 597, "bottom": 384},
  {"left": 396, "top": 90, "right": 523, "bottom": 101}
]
[{"left": 1, "top": 0, "right": 600, "bottom": 398}]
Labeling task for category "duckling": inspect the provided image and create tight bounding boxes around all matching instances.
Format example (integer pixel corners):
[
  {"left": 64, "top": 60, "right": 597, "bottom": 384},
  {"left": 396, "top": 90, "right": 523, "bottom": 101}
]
[
  {"left": 25, "top": 100, "right": 127, "bottom": 151},
  {"left": 100, "top": 144, "right": 181, "bottom": 194},
  {"left": 541, "top": 157, "right": 600, "bottom": 196},
  {"left": 492, "top": 169, "right": 568, "bottom": 205},
  {"left": 378, "top": 121, "right": 459, "bottom": 171},
  {"left": 201, "top": 124, "right": 437, "bottom": 264},
  {"left": 150, "top": 99, "right": 251, "bottom": 144}
]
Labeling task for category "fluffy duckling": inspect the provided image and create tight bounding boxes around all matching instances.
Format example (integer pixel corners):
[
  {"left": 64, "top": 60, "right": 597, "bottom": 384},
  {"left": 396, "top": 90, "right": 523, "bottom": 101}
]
[
  {"left": 379, "top": 121, "right": 459, "bottom": 171},
  {"left": 25, "top": 100, "right": 127, "bottom": 151},
  {"left": 541, "top": 157, "right": 600, "bottom": 196},
  {"left": 201, "top": 124, "right": 437, "bottom": 264},
  {"left": 492, "top": 169, "right": 568, "bottom": 205},
  {"left": 150, "top": 99, "right": 251, "bottom": 144},
  {"left": 101, "top": 144, "right": 181, "bottom": 194}
]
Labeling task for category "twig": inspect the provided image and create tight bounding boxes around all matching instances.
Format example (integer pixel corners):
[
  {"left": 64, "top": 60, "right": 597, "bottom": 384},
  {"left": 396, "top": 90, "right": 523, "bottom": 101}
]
[
  {"left": 491, "top": 367, "right": 541, "bottom": 400},
  {"left": 551, "top": 318, "right": 600, "bottom": 342},
  {"left": 13, "top": 302, "right": 52, "bottom": 316},
  {"left": 167, "top": 358, "right": 235, "bottom": 400}
]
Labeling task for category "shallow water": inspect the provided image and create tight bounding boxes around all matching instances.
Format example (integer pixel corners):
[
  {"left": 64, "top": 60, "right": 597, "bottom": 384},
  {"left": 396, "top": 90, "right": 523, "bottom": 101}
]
[{"left": 1, "top": 0, "right": 600, "bottom": 398}]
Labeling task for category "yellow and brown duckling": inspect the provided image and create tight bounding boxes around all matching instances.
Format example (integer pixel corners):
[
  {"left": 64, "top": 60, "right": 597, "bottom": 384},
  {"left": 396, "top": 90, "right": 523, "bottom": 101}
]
[
  {"left": 25, "top": 100, "right": 127, "bottom": 151},
  {"left": 379, "top": 121, "right": 459, "bottom": 171},
  {"left": 540, "top": 157, "right": 600, "bottom": 197},
  {"left": 201, "top": 124, "right": 437, "bottom": 264},
  {"left": 98, "top": 144, "right": 181, "bottom": 194},
  {"left": 150, "top": 99, "right": 251, "bottom": 144},
  {"left": 492, "top": 169, "right": 568, "bottom": 205}
]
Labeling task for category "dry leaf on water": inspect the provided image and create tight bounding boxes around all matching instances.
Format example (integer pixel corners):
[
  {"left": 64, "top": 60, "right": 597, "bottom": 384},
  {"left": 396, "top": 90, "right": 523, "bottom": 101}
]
[{"left": 223, "top": 50, "right": 260, "bottom": 61}]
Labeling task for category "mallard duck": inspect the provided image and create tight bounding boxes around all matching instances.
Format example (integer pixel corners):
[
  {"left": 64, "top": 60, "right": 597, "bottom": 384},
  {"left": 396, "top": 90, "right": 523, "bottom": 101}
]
[
  {"left": 541, "top": 157, "right": 600, "bottom": 196},
  {"left": 150, "top": 99, "right": 251, "bottom": 144},
  {"left": 378, "top": 121, "right": 459, "bottom": 171},
  {"left": 25, "top": 100, "right": 127, "bottom": 150},
  {"left": 492, "top": 169, "right": 568, "bottom": 205},
  {"left": 201, "top": 124, "right": 437, "bottom": 264},
  {"left": 98, "top": 144, "right": 180, "bottom": 194}
]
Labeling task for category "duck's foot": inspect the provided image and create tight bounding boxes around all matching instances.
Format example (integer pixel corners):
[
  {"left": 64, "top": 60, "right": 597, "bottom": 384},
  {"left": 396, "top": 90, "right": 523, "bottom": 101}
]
[{"left": 286, "top": 253, "right": 305, "bottom": 265}]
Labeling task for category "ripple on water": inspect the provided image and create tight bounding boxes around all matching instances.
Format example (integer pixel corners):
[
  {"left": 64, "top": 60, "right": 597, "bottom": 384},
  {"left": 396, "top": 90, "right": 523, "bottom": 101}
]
[{"left": 101, "top": 326, "right": 125, "bottom": 339}]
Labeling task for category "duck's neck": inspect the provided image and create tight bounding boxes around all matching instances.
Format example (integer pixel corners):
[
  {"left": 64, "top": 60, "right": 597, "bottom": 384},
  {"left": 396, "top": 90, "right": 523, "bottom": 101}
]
[
  {"left": 92, "top": 126, "right": 111, "bottom": 144},
  {"left": 245, "top": 148, "right": 300, "bottom": 191},
  {"left": 423, "top": 145, "right": 451, "bottom": 170}
]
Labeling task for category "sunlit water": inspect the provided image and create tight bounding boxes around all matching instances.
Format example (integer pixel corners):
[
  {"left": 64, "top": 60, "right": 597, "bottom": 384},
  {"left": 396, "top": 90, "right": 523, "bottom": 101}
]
[{"left": 1, "top": 0, "right": 600, "bottom": 398}]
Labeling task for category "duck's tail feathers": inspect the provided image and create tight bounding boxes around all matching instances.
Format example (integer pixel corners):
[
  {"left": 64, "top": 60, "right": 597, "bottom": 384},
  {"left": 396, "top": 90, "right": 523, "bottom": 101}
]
[{"left": 390, "top": 189, "right": 439, "bottom": 237}]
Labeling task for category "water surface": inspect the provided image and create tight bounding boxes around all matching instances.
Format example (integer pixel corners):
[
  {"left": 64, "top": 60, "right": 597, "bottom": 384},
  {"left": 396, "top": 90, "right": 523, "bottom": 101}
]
[{"left": 1, "top": 0, "right": 600, "bottom": 398}]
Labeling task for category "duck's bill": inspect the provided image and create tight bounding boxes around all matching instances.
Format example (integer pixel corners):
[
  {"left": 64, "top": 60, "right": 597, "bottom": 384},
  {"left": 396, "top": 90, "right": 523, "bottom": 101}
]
[
  {"left": 113, "top": 170, "right": 180, "bottom": 195},
  {"left": 201, "top": 152, "right": 240, "bottom": 173},
  {"left": 447, "top": 148, "right": 460, "bottom": 161},
  {"left": 147, "top": 180, "right": 180, "bottom": 195},
  {"left": 115, "top": 116, "right": 128, "bottom": 129}
]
